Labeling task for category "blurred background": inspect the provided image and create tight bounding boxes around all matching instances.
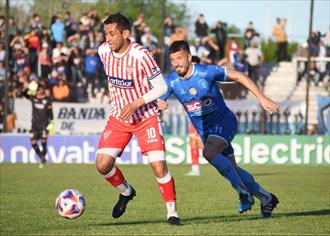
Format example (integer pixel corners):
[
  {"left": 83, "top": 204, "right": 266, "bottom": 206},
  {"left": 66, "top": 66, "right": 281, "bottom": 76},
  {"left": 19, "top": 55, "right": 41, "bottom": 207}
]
[{"left": 0, "top": 0, "right": 329, "bottom": 165}]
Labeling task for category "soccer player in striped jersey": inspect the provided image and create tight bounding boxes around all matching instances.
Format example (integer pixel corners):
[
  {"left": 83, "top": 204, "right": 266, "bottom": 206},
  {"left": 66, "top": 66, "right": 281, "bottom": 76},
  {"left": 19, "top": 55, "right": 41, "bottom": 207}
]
[
  {"left": 158, "top": 40, "right": 280, "bottom": 217},
  {"left": 96, "top": 13, "right": 180, "bottom": 225}
]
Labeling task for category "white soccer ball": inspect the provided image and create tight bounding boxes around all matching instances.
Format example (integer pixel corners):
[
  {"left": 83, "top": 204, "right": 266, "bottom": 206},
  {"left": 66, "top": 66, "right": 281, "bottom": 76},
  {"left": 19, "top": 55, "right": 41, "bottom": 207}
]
[{"left": 55, "top": 189, "right": 86, "bottom": 219}]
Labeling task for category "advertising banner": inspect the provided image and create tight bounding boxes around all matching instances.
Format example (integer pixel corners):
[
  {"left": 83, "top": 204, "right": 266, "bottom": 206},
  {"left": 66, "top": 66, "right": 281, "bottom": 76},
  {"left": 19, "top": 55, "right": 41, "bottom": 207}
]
[{"left": 0, "top": 135, "right": 329, "bottom": 165}]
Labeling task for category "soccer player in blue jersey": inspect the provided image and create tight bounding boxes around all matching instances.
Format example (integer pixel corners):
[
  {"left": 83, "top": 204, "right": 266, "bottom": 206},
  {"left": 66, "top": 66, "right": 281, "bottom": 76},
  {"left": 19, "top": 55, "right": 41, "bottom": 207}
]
[{"left": 158, "top": 40, "right": 280, "bottom": 217}]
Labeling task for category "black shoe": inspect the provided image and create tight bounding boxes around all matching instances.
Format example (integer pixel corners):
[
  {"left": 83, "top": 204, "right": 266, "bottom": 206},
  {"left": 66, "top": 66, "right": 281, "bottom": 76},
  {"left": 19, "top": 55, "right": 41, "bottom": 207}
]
[
  {"left": 40, "top": 154, "right": 47, "bottom": 164},
  {"left": 167, "top": 216, "right": 181, "bottom": 226},
  {"left": 112, "top": 186, "right": 136, "bottom": 218},
  {"left": 261, "top": 193, "right": 279, "bottom": 218}
]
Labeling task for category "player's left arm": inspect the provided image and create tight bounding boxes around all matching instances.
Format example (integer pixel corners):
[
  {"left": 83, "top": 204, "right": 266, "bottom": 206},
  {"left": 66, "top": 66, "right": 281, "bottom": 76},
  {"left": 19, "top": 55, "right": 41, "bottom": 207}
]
[{"left": 227, "top": 69, "right": 280, "bottom": 113}]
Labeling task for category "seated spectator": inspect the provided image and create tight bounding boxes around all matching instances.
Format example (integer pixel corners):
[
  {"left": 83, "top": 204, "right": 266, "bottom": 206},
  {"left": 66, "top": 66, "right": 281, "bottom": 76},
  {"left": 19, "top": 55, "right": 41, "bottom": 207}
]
[{"left": 52, "top": 75, "right": 70, "bottom": 102}]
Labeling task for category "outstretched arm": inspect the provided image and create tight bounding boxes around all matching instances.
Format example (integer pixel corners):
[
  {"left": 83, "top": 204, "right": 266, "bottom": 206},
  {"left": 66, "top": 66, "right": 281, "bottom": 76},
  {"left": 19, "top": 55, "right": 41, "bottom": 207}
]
[{"left": 227, "top": 69, "right": 280, "bottom": 113}]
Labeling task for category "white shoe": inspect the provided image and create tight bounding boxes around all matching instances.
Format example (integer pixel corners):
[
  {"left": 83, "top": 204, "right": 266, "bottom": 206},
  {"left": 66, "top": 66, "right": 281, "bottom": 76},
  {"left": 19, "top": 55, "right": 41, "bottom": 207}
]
[
  {"left": 38, "top": 163, "right": 44, "bottom": 169},
  {"left": 184, "top": 170, "right": 200, "bottom": 176}
]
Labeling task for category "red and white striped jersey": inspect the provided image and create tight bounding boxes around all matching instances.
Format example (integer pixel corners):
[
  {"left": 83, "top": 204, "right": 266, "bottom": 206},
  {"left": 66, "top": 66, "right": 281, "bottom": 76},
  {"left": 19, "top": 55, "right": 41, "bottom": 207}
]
[{"left": 98, "top": 40, "right": 161, "bottom": 124}]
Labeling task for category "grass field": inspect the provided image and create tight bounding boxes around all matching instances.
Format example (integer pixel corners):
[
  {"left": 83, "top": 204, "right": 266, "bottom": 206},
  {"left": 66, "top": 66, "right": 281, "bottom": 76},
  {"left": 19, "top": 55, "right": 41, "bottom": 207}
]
[{"left": 1, "top": 163, "right": 329, "bottom": 235}]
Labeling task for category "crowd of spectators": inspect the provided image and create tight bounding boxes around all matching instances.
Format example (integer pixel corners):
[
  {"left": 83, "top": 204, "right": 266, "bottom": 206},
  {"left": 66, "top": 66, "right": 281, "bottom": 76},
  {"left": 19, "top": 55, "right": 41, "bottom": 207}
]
[{"left": 0, "top": 10, "right": 329, "bottom": 132}]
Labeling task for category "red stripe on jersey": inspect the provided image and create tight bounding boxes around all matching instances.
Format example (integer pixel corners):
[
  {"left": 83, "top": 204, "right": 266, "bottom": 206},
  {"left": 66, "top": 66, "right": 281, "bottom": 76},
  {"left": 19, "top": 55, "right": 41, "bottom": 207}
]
[{"left": 98, "top": 41, "right": 160, "bottom": 124}]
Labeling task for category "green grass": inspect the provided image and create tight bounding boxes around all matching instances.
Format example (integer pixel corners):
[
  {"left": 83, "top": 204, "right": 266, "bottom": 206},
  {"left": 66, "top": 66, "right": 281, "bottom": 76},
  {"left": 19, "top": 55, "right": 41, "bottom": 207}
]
[{"left": 1, "top": 164, "right": 329, "bottom": 235}]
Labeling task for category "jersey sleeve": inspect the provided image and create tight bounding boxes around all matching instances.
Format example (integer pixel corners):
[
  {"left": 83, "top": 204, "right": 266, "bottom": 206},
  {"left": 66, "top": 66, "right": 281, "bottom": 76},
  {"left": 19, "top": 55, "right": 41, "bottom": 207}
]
[
  {"left": 140, "top": 50, "right": 162, "bottom": 80},
  {"left": 159, "top": 75, "right": 173, "bottom": 101},
  {"left": 208, "top": 64, "right": 227, "bottom": 82}
]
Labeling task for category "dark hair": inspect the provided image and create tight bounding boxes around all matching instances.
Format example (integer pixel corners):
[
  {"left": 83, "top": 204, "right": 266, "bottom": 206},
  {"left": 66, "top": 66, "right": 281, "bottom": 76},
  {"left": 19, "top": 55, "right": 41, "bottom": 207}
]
[
  {"left": 169, "top": 40, "right": 191, "bottom": 55},
  {"left": 103, "top": 12, "right": 131, "bottom": 32},
  {"left": 191, "top": 56, "right": 201, "bottom": 64}
]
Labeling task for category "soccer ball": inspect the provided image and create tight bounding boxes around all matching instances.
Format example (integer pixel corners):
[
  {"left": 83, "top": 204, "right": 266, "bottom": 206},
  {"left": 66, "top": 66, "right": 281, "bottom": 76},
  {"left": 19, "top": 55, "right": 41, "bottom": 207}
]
[{"left": 55, "top": 189, "right": 86, "bottom": 219}]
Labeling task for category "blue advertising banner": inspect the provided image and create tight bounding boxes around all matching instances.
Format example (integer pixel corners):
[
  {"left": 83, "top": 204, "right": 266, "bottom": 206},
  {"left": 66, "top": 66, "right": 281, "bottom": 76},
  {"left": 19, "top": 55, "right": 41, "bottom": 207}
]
[{"left": 0, "top": 134, "right": 329, "bottom": 165}]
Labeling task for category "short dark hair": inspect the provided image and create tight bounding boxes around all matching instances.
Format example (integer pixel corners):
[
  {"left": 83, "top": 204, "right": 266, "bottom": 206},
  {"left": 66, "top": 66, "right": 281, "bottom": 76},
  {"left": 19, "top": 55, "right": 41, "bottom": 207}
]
[
  {"left": 103, "top": 12, "right": 131, "bottom": 32},
  {"left": 169, "top": 40, "right": 191, "bottom": 55}
]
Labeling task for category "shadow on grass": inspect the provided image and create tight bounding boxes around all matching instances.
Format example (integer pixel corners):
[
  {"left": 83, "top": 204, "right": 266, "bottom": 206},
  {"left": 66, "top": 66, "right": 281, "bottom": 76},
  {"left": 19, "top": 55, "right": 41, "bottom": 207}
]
[{"left": 92, "top": 209, "right": 330, "bottom": 227}]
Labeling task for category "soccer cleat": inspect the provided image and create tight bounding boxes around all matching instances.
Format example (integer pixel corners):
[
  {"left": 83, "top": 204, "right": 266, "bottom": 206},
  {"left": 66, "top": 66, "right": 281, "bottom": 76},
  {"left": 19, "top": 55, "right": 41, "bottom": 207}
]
[
  {"left": 112, "top": 186, "right": 136, "bottom": 218},
  {"left": 238, "top": 193, "right": 254, "bottom": 213},
  {"left": 40, "top": 154, "right": 47, "bottom": 164},
  {"left": 261, "top": 193, "right": 279, "bottom": 218},
  {"left": 167, "top": 216, "right": 181, "bottom": 226},
  {"left": 184, "top": 170, "right": 200, "bottom": 176}
]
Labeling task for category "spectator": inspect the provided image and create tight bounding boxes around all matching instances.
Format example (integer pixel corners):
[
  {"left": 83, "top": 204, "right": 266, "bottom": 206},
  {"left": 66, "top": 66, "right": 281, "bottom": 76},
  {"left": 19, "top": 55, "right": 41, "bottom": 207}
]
[
  {"left": 8, "top": 17, "right": 19, "bottom": 42},
  {"left": 244, "top": 39, "right": 264, "bottom": 86},
  {"left": 64, "top": 11, "right": 78, "bottom": 38},
  {"left": 84, "top": 48, "right": 100, "bottom": 98},
  {"left": 169, "top": 26, "right": 187, "bottom": 45},
  {"left": 132, "top": 13, "right": 146, "bottom": 44},
  {"left": 29, "top": 14, "right": 43, "bottom": 33},
  {"left": 226, "top": 37, "right": 240, "bottom": 65},
  {"left": 39, "top": 42, "right": 51, "bottom": 80},
  {"left": 68, "top": 47, "right": 84, "bottom": 85},
  {"left": 51, "top": 16, "right": 65, "bottom": 45},
  {"left": 0, "top": 43, "right": 5, "bottom": 62},
  {"left": 211, "top": 21, "right": 227, "bottom": 60},
  {"left": 244, "top": 21, "right": 255, "bottom": 49},
  {"left": 24, "top": 29, "right": 40, "bottom": 75},
  {"left": 141, "top": 27, "right": 158, "bottom": 51},
  {"left": 52, "top": 74, "right": 70, "bottom": 102},
  {"left": 164, "top": 17, "right": 175, "bottom": 46},
  {"left": 272, "top": 18, "right": 288, "bottom": 62}
]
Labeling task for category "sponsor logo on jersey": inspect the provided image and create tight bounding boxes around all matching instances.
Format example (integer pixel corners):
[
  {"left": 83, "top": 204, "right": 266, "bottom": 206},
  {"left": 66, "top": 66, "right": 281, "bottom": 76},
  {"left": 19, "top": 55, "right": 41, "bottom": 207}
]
[
  {"left": 108, "top": 76, "right": 134, "bottom": 88},
  {"left": 184, "top": 96, "right": 214, "bottom": 112}
]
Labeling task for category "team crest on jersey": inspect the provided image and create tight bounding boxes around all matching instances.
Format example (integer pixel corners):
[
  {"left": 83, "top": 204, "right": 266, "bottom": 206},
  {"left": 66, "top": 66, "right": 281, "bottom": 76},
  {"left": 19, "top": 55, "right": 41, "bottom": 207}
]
[
  {"left": 126, "top": 65, "right": 134, "bottom": 75},
  {"left": 189, "top": 87, "right": 197, "bottom": 96},
  {"left": 198, "top": 79, "right": 208, "bottom": 89}
]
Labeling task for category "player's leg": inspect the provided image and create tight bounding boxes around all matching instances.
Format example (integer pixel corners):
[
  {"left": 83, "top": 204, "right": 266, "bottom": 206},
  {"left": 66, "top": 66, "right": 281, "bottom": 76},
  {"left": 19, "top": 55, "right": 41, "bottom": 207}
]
[
  {"left": 40, "top": 129, "right": 48, "bottom": 163},
  {"left": 204, "top": 112, "right": 253, "bottom": 213},
  {"left": 225, "top": 150, "right": 279, "bottom": 217},
  {"left": 135, "top": 116, "right": 181, "bottom": 225},
  {"left": 185, "top": 134, "right": 200, "bottom": 176},
  {"left": 31, "top": 130, "right": 45, "bottom": 163},
  {"left": 96, "top": 118, "right": 135, "bottom": 218}
]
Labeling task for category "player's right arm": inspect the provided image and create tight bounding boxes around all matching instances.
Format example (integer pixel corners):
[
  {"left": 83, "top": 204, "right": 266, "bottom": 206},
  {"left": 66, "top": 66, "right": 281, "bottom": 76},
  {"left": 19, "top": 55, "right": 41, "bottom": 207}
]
[{"left": 157, "top": 74, "right": 174, "bottom": 111}]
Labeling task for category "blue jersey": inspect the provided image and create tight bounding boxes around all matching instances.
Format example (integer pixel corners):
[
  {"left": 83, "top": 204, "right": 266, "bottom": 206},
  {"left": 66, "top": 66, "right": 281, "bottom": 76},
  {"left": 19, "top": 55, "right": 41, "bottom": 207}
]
[{"left": 161, "top": 64, "right": 237, "bottom": 151}]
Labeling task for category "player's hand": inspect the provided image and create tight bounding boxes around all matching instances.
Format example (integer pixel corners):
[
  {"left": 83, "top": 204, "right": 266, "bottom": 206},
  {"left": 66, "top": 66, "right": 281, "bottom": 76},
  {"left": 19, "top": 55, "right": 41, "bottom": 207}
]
[
  {"left": 120, "top": 102, "right": 137, "bottom": 121},
  {"left": 260, "top": 97, "right": 280, "bottom": 115},
  {"left": 47, "top": 120, "right": 55, "bottom": 135},
  {"left": 157, "top": 99, "right": 168, "bottom": 110}
]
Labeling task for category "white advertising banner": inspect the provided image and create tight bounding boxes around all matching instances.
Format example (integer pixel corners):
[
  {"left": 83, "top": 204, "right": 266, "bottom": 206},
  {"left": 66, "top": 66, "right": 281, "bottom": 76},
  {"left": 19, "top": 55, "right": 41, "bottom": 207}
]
[{"left": 15, "top": 99, "right": 110, "bottom": 135}]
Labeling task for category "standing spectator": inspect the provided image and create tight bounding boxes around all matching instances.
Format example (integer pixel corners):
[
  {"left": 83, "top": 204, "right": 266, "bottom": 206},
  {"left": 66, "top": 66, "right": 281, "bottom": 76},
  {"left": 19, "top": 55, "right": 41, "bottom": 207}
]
[
  {"left": 88, "top": 9, "right": 100, "bottom": 31},
  {"left": 244, "top": 21, "right": 255, "bottom": 49},
  {"left": 244, "top": 39, "right": 264, "bottom": 86},
  {"left": 68, "top": 47, "right": 83, "bottom": 84},
  {"left": 132, "top": 13, "right": 146, "bottom": 44},
  {"left": 195, "top": 14, "right": 209, "bottom": 39},
  {"left": 226, "top": 37, "right": 240, "bottom": 65},
  {"left": 8, "top": 17, "right": 19, "bottom": 42},
  {"left": 272, "top": 18, "right": 288, "bottom": 62},
  {"left": 29, "top": 14, "right": 43, "bottom": 34},
  {"left": 141, "top": 27, "right": 158, "bottom": 51},
  {"left": 52, "top": 75, "right": 70, "bottom": 102},
  {"left": 0, "top": 43, "right": 5, "bottom": 62},
  {"left": 164, "top": 17, "right": 175, "bottom": 46},
  {"left": 25, "top": 29, "right": 40, "bottom": 75},
  {"left": 51, "top": 16, "right": 65, "bottom": 46},
  {"left": 64, "top": 11, "right": 78, "bottom": 38},
  {"left": 39, "top": 42, "right": 51, "bottom": 80},
  {"left": 211, "top": 21, "right": 227, "bottom": 60},
  {"left": 84, "top": 48, "right": 100, "bottom": 98}
]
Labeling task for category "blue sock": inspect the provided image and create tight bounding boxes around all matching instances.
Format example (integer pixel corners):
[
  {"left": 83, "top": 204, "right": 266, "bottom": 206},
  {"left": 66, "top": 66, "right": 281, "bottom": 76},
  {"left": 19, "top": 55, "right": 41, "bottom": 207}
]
[
  {"left": 237, "top": 167, "right": 260, "bottom": 195},
  {"left": 210, "top": 154, "right": 247, "bottom": 192},
  {"left": 237, "top": 167, "right": 271, "bottom": 203}
]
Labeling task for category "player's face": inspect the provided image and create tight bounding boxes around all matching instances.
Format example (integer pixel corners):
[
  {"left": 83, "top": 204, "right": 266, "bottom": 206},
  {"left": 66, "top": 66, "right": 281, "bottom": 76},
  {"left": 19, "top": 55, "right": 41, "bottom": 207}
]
[
  {"left": 104, "top": 23, "right": 130, "bottom": 53},
  {"left": 170, "top": 49, "right": 192, "bottom": 77}
]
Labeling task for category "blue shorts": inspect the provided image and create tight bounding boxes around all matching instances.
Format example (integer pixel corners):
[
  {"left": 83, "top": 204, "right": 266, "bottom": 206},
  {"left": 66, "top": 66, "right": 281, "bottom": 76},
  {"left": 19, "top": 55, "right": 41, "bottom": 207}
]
[{"left": 200, "top": 111, "right": 237, "bottom": 157}]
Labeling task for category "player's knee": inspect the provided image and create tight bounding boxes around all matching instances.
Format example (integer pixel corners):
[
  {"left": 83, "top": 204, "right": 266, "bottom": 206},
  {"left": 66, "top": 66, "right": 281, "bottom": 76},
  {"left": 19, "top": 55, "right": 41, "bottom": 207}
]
[
  {"left": 202, "top": 148, "right": 217, "bottom": 162},
  {"left": 96, "top": 154, "right": 115, "bottom": 175}
]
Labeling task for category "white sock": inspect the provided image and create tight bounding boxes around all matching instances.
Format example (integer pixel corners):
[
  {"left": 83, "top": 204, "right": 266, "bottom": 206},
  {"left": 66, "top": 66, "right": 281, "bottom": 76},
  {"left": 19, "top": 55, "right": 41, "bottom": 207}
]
[
  {"left": 103, "top": 167, "right": 131, "bottom": 196},
  {"left": 192, "top": 165, "right": 200, "bottom": 172},
  {"left": 166, "top": 201, "right": 178, "bottom": 219}
]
